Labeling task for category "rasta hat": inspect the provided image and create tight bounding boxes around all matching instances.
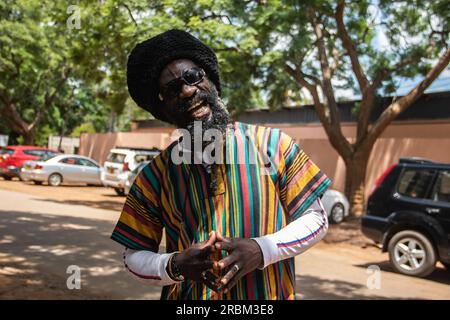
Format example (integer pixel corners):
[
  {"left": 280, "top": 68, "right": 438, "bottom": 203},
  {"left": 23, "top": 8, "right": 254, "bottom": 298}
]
[{"left": 126, "top": 29, "right": 221, "bottom": 123}]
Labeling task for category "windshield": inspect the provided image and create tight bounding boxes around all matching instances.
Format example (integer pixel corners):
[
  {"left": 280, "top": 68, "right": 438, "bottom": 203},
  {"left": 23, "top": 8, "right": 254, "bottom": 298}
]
[{"left": 106, "top": 152, "right": 126, "bottom": 164}]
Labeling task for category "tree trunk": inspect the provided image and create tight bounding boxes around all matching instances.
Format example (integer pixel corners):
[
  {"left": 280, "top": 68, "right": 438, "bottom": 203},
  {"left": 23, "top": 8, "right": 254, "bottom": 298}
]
[
  {"left": 108, "top": 111, "right": 117, "bottom": 133},
  {"left": 344, "top": 147, "right": 372, "bottom": 218},
  {"left": 23, "top": 130, "right": 35, "bottom": 145}
]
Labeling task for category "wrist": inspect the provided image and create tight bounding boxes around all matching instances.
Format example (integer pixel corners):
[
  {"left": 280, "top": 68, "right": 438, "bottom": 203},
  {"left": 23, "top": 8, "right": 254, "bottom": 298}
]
[
  {"left": 166, "top": 252, "right": 184, "bottom": 282},
  {"left": 250, "top": 239, "right": 264, "bottom": 269}
]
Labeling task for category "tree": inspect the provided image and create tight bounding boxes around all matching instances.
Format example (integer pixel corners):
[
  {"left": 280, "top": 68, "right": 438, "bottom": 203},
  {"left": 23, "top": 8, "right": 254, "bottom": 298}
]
[
  {"left": 222, "top": 0, "right": 450, "bottom": 217},
  {"left": 0, "top": 0, "right": 142, "bottom": 143}
]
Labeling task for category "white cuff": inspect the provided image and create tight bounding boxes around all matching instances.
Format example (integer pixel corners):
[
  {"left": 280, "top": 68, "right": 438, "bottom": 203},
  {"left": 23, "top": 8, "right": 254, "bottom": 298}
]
[
  {"left": 123, "top": 249, "right": 181, "bottom": 286},
  {"left": 252, "top": 198, "right": 328, "bottom": 269}
]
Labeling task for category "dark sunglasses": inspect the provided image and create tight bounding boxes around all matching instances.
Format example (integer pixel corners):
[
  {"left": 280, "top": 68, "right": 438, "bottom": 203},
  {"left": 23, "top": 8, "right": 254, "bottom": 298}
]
[{"left": 159, "top": 67, "right": 206, "bottom": 100}]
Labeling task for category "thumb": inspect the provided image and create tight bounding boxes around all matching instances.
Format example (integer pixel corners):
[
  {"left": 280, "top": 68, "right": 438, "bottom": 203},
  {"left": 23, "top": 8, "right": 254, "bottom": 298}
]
[
  {"left": 205, "top": 231, "right": 216, "bottom": 246},
  {"left": 216, "top": 231, "right": 228, "bottom": 242}
]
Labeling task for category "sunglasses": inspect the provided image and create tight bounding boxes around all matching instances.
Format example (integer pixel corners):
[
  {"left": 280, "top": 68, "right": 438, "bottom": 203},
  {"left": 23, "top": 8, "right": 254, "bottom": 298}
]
[{"left": 159, "top": 67, "right": 206, "bottom": 100}]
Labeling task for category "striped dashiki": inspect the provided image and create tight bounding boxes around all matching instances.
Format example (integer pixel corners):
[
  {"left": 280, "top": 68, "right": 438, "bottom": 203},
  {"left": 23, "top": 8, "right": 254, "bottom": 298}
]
[{"left": 111, "top": 121, "right": 331, "bottom": 300}]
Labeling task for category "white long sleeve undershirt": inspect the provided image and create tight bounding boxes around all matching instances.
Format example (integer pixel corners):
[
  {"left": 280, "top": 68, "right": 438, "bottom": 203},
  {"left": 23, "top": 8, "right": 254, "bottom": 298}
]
[{"left": 123, "top": 198, "right": 328, "bottom": 285}]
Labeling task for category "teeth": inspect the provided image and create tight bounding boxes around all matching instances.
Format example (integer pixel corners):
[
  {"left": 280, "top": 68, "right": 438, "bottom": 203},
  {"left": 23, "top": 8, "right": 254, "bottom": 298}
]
[{"left": 187, "top": 100, "right": 203, "bottom": 112}]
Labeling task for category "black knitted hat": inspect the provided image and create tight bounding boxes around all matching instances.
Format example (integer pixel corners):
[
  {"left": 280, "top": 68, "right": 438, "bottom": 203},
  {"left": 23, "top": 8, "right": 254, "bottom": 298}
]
[{"left": 127, "top": 29, "right": 221, "bottom": 123}]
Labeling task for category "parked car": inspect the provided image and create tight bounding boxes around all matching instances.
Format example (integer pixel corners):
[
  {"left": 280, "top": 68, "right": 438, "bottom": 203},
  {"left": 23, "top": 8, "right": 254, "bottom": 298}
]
[
  {"left": 101, "top": 148, "right": 160, "bottom": 196},
  {"left": 362, "top": 157, "right": 450, "bottom": 277},
  {"left": 20, "top": 154, "right": 103, "bottom": 186},
  {"left": 124, "top": 161, "right": 151, "bottom": 195},
  {"left": 0, "top": 146, "right": 59, "bottom": 180},
  {"left": 321, "top": 189, "right": 350, "bottom": 224}
]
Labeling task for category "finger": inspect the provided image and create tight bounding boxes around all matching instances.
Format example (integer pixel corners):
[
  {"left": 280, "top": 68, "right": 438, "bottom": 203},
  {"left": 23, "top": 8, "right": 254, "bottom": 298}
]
[
  {"left": 207, "top": 231, "right": 216, "bottom": 244},
  {"left": 215, "top": 253, "right": 237, "bottom": 271},
  {"left": 216, "top": 232, "right": 229, "bottom": 242},
  {"left": 219, "top": 263, "right": 240, "bottom": 287},
  {"left": 201, "top": 270, "right": 221, "bottom": 292},
  {"left": 215, "top": 240, "right": 233, "bottom": 251},
  {"left": 199, "top": 231, "right": 216, "bottom": 249},
  {"left": 221, "top": 269, "right": 244, "bottom": 293}
]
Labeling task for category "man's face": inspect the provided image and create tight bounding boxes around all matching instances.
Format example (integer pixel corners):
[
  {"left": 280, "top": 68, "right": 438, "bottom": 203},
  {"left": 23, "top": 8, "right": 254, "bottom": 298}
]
[{"left": 158, "top": 59, "right": 216, "bottom": 128}]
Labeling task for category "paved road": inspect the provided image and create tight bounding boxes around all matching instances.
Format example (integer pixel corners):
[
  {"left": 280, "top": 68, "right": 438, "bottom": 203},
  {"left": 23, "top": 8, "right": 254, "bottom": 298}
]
[{"left": 0, "top": 188, "right": 448, "bottom": 299}]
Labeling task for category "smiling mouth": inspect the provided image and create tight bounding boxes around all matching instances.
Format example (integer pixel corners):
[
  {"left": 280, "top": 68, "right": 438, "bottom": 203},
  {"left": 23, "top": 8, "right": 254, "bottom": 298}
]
[{"left": 187, "top": 100, "right": 211, "bottom": 118}]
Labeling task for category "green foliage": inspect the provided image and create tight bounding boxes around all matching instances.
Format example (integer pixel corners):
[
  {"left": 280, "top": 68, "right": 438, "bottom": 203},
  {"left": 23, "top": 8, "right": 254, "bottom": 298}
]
[
  {"left": 71, "top": 123, "right": 96, "bottom": 138},
  {"left": 1, "top": 0, "right": 448, "bottom": 145}
]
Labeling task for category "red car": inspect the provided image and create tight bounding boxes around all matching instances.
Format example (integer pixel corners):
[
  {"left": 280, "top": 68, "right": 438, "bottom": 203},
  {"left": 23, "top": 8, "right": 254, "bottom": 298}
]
[{"left": 0, "top": 146, "right": 60, "bottom": 180}]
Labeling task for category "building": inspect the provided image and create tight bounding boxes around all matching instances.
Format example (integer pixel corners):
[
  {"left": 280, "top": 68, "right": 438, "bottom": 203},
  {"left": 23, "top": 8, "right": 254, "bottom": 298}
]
[{"left": 79, "top": 91, "right": 450, "bottom": 197}]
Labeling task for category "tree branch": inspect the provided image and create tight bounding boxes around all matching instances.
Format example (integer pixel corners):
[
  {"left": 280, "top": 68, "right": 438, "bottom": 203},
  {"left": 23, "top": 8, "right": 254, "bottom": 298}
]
[
  {"left": 335, "top": 0, "right": 369, "bottom": 93},
  {"left": 120, "top": 4, "right": 138, "bottom": 27},
  {"left": 366, "top": 47, "right": 450, "bottom": 146},
  {"left": 311, "top": 10, "right": 343, "bottom": 130},
  {"left": 201, "top": 13, "right": 233, "bottom": 25},
  {"left": 285, "top": 62, "right": 353, "bottom": 159}
]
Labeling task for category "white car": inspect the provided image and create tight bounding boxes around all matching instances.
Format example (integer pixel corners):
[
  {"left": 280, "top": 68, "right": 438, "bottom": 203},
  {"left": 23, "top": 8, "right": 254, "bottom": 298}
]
[
  {"left": 20, "top": 154, "right": 103, "bottom": 186},
  {"left": 321, "top": 189, "right": 350, "bottom": 224},
  {"left": 101, "top": 148, "right": 159, "bottom": 196}
]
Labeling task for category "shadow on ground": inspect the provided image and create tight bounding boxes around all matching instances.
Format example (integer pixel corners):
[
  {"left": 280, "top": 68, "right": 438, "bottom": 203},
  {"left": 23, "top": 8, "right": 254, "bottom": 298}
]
[
  {"left": 35, "top": 198, "right": 125, "bottom": 212},
  {"left": 295, "top": 274, "right": 424, "bottom": 300},
  {"left": 354, "top": 261, "right": 450, "bottom": 285},
  {"left": 0, "top": 210, "right": 162, "bottom": 300}
]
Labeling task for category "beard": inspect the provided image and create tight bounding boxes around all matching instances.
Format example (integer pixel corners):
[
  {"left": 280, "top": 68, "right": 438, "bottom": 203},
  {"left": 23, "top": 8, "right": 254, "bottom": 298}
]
[{"left": 168, "top": 84, "right": 231, "bottom": 193}]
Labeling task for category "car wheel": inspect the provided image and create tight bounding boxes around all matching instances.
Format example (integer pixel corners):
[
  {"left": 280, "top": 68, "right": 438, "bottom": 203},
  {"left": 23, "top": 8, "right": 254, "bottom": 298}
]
[
  {"left": 33, "top": 181, "right": 43, "bottom": 185},
  {"left": 3, "top": 176, "right": 12, "bottom": 181},
  {"left": 114, "top": 188, "right": 125, "bottom": 196},
  {"left": 48, "top": 173, "right": 63, "bottom": 187},
  {"left": 388, "top": 230, "right": 436, "bottom": 277},
  {"left": 329, "top": 203, "right": 345, "bottom": 224}
]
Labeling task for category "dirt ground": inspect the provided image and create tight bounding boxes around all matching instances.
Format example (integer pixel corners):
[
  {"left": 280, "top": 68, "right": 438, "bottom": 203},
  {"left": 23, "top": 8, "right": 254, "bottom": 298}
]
[
  {"left": 0, "top": 178, "right": 372, "bottom": 246},
  {"left": 3, "top": 178, "right": 447, "bottom": 300}
]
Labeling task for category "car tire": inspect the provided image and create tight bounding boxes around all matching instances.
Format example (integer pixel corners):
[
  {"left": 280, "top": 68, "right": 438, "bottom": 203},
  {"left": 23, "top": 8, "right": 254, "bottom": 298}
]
[
  {"left": 329, "top": 203, "right": 345, "bottom": 224},
  {"left": 3, "top": 176, "right": 12, "bottom": 181},
  {"left": 388, "top": 230, "right": 436, "bottom": 277},
  {"left": 48, "top": 173, "right": 63, "bottom": 187},
  {"left": 33, "top": 181, "right": 43, "bottom": 185},
  {"left": 114, "top": 188, "right": 125, "bottom": 196}
]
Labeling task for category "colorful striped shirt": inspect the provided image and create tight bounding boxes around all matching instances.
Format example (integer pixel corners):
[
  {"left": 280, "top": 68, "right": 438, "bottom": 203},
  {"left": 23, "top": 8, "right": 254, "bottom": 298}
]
[{"left": 111, "top": 122, "right": 331, "bottom": 300}]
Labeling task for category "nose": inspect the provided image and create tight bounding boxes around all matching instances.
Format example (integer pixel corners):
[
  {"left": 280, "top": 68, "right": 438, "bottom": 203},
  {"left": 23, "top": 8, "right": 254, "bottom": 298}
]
[{"left": 179, "top": 83, "right": 198, "bottom": 99}]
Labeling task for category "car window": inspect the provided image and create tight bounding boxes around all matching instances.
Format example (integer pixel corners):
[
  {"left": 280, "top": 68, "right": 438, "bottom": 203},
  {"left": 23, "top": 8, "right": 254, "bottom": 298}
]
[
  {"left": 23, "top": 149, "right": 46, "bottom": 157},
  {"left": 397, "top": 169, "right": 435, "bottom": 199},
  {"left": 41, "top": 151, "right": 59, "bottom": 161},
  {"left": 0, "top": 148, "right": 14, "bottom": 155},
  {"left": 77, "top": 158, "right": 98, "bottom": 167},
  {"left": 431, "top": 170, "right": 450, "bottom": 203},
  {"left": 59, "top": 157, "right": 77, "bottom": 165},
  {"left": 106, "top": 152, "right": 126, "bottom": 164},
  {"left": 134, "top": 154, "right": 156, "bottom": 163}
]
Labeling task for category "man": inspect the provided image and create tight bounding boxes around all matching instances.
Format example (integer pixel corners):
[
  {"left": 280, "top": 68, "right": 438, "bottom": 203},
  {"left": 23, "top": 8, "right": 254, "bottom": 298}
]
[{"left": 111, "top": 29, "right": 331, "bottom": 300}]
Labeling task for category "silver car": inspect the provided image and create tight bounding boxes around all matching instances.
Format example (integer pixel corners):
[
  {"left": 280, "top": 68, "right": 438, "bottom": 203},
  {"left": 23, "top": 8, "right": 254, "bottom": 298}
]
[
  {"left": 321, "top": 189, "right": 350, "bottom": 224},
  {"left": 20, "top": 154, "right": 103, "bottom": 186}
]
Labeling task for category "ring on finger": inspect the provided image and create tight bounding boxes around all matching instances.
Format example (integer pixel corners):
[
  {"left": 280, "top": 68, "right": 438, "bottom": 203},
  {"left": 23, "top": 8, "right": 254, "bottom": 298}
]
[{"left": 232, "top": 264, "right": 239, "bottom": 273}]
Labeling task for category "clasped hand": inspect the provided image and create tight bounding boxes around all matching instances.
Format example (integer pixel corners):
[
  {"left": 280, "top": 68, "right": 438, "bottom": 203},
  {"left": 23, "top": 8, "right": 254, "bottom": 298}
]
[{"left": 173, "top": 231, "right": 263, "bottom": 293}]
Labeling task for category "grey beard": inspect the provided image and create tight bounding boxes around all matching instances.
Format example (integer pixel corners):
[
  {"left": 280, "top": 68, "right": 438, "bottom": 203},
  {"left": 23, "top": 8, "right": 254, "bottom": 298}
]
[{"left": 186, "top": 98, "right": 231, "bottom": 193}]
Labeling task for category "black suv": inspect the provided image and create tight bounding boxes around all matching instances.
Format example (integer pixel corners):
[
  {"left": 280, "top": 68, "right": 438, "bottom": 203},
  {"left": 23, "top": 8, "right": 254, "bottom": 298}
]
[{"left": 362, "top": 157, "right": 450, "bottom": 277}]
